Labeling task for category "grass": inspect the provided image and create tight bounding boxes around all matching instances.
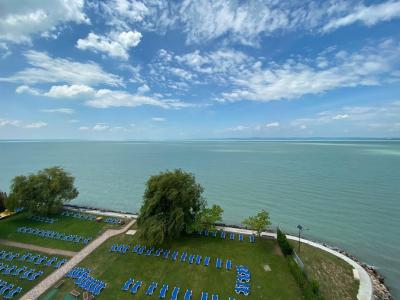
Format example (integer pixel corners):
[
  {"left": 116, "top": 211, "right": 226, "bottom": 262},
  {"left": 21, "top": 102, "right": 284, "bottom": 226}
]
[
  {"left": 0, "top": 212, "right": 120, "bottom": 251},
  {"left": 41, "top": 233, "right": 304, "bottom": 300},
  {"left": 290, "top": 241, "right": 359, "bottom": 300},
  {"left": 0, "top": 244, "right": 67, "bottom": 297}
]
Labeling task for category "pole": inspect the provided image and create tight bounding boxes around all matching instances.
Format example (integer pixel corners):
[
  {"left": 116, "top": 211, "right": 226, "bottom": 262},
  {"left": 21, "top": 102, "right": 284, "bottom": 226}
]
[{"left": 298, "top": 228, "right": 301, "bottom": 253}]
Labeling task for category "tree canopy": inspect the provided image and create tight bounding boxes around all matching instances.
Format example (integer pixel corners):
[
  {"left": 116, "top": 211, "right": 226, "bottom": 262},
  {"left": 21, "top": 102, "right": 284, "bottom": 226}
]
[
  {"left": 7, "top": 167, "right": 78, "bottom": 215},
  {"left": 137, "top": 169, "right": 205, "bottom": 245},
  {"left": 0, "top": 190, "right": 7, "bottom": 212},
  {"left": 187, "top": 204, "right": 224, "bottom": 233},
  {"left": 242, "top": 209, "right": 271, "bottom": 236}
]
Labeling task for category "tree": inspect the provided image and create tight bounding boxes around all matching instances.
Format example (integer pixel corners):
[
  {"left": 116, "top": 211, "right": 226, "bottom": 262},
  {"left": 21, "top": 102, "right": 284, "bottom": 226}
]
[
  {"left": 137, "top": 169, "right": 205, "bottom": 245},
  {"left": 242, "top": 209, "right": 271, "bottom": 236},
  {"left": 0, "top": 190, "right": 7, "bottom": 212},
  {"left": 187, "top": 204, "right": 224, "bottom": 233},
  {"left": 7, "top": 167, "right": 78, "bottom": 215}
]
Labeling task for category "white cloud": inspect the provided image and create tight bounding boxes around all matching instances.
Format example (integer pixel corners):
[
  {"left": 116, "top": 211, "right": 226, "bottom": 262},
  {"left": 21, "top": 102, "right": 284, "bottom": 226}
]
[
  {"left": 69, "top": 119, "right": 79, "bottom": 123},
  {"left": 151, "top": 117, "right": 165, "bottom": 122},
  {"left": 45, "top": 84, "right": 95, "bottom": 98},
  {"left": 332, "top": 114, "right": 349, "bottom": 120},
  {"left": 85, "top": 89, "right": 191, "bottom": 109},
  {"left": 323, "top": 1, "right": 400, "bottom": 32},
  {"left": 0, "top": 0, "right": 89, "bottom": 44},
  {"left": 1, "top": 51, "right": 122, "bottom": 86},
  {"left": 137, "top": 84, "right": 150, "bottom": 94},
  {"left": 221, "top": 39, "right": 400, "bottom": 102},
  {"left": 40, "top": 108, "right": 75, "bottom": 114},
  {"left": 0, "top": 43, "right": 11, "bottom": 59},
  {"left": 0, "top": 118, "right": 21, "bottom": 127},
  {"left": 24, "top": 121, "right": 47, "bottom": 129},
  {"left": 266, "top": 122, "right": 280, "bottom": 128},
  {"left": 76, "top": 30, "right": 142, "bottom": 60},
  {"left": 93, "top": 123, "right": 110, "bottom": 131},
  {"left": 16, "top": 85, "right": 40, "bottom": 95},
  {"left": 79, "top": 126, "right": 90, "bottom": 131}
]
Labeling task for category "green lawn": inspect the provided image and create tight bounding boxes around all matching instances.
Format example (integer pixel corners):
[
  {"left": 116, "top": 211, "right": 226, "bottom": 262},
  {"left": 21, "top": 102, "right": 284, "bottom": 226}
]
[
  {"left": 41, "top": 234, "right": 303, "bottom": 300},
  {"left": 0, "top": 212, "right": 120, "bottom": 251},
  {"left": 0, "top": 245, "right": 67, "bottom": 297},
  {"left": 290, "top": 241, "right": 359, "bottom": 300}
]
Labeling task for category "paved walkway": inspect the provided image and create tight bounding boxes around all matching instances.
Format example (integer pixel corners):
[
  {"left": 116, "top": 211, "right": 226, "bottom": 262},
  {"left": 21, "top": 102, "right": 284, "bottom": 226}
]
[
  {"left": 0, "top": 239, "right": 77, "bottom": 257},
  {"left": 20, "top": 219, "right": 136, "bottom": 300},
  {"left": 216, "top": 226, "right": 373, "bottom": 300}
]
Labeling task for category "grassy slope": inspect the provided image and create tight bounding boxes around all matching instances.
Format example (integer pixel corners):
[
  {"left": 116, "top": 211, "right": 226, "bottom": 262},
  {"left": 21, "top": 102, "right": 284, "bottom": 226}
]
[
  {"left": 43, "top": 234, "right": 303, "bottom": 300},
  {"left": 0, "top": 245, "right": 66, "bottom": 297},
  {"left": 290, "top": 241, "right": 359, "bottom": 300},
  {"left": 0, "top": 213, "right": 117, "bottom": 251}
]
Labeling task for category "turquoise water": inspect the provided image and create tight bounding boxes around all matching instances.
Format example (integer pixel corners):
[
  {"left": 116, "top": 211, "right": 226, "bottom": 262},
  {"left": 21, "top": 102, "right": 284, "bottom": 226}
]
[{"left": 0, "top": 140, "right": 399, "bottom": 297}]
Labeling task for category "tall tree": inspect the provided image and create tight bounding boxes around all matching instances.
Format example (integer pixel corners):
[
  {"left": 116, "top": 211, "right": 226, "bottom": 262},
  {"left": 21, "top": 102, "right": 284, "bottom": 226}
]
[
  {"left": 137, "top": 169, "right": 205, "bottom": 245},
  {"left": 242, "top": 209, "right": 271, "bottom": 236},
  {"left": 187, "top": 204, "right": 224, "bottom": 233},
  {"left": 7, "top": 167, "right": 78, "bottom": 215},
  {"left": 0, "top": 190, "right": 7, "bottom": 212}
]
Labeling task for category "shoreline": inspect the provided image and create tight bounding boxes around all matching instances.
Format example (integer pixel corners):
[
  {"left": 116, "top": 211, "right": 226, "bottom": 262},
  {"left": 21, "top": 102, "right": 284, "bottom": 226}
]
[{"left": 63, "top": 204, "right": 392, "bottom": 300}]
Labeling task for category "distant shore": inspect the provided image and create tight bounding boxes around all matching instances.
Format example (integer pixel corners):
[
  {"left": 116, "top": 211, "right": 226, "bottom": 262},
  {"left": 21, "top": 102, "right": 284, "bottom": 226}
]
[{"left": 64, "top": 204, "right": 392, "bottom": 300}]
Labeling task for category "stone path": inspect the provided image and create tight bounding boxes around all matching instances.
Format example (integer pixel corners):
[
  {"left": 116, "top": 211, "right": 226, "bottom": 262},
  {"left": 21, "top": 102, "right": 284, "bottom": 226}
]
[
  {"left": 0, "top": 239, "right": 77, "bottom": 257},
  {"left": 20, "top": 219, "right": 136, "bottom": 300}
]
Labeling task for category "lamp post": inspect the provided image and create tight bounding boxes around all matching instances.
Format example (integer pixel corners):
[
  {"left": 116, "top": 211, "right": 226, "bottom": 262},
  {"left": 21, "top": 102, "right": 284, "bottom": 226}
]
[{"left": 296, "top": 225, "right": 309, "bottom": 253}]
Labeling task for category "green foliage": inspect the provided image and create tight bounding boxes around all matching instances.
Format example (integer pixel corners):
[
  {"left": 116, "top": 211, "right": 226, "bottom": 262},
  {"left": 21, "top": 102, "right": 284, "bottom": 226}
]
[
  {"left": 287, "top": 257, "right": 324, "bottom": 300},
  {"left": 187, "top": 204, "right": 224, "bottom": 233},
  {"left": 137, "top": 169, "right": 205, "bottom": 245},
  {"left": 242, "top": 209, "right": 271, "bottom": 236},
  {"left": 7, "top": 167, "right": 78, "bottom": 215},
  {"left": 277, "top": 228, "right": 294, "bottom": 256},
  {"left": 0, "top": 190, "right": 7, "bottom": 212}
]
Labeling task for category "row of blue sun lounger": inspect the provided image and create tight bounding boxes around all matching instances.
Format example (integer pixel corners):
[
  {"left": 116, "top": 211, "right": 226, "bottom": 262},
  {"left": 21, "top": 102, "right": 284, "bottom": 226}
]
[
  {"left": 0, "top": 262, "right": 43, "bottom": 280},
  {"left": 104, "top": 217, "right": 122, "bottom": 225},
  {"left": 66, "top": 267, "right": 106, "bottom": 296},
  {"left": 16, "top": 226, "right": 92, "bottom": 244},
  {"left": 126, "top": 244, "right": 233, "bottom": 270},
  {"left": 0, "top": 279, "right": 22, "bottom": 299},
  {"left": 0, "top": 250, "right": 67, "bottom": 268},
  {"left": 61, "top": 211, "right": 97, "bottom": 221},
  {"left": 234, "top": 265, "right": 251, "bottom": 296},
  {"left": 27, "top": 215, "right": 57, "bottom": 224},
  {"left": 122, "top": 278, "right": 231, "bottom": 300},
  {"left": 199, "top": 230, "right": 256, "bottom": 243}
]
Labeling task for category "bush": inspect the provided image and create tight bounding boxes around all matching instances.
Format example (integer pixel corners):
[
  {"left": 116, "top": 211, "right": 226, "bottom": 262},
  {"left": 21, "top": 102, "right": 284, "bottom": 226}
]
[
  {"left": 277, "top": 228, "right": 293, "bottom": 256},
  {"left": 287, "top": 257, "right": 324, "bottom": 300}
]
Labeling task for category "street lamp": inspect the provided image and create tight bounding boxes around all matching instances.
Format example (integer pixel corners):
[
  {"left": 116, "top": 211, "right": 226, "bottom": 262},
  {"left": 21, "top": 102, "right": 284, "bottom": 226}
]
[{"left": 297, "top": 225, "right": 309, "bottom": 253}]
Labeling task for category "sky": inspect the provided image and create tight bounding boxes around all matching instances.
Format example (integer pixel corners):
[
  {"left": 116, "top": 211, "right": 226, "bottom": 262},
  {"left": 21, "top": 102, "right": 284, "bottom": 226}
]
[{"left": 0, "top": 0, "right": 400, "bottom": 140}]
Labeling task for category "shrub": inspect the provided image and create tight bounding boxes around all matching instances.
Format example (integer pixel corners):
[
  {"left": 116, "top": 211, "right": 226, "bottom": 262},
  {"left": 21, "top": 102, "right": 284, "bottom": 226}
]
[{"left": 277, "top": 228, "right": 294, "bottom": 256}]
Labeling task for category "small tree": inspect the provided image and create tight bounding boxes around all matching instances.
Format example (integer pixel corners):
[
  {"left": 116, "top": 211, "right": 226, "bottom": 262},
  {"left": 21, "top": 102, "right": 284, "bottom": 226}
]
[
  {"left": 187, "top": 204, "right": 224, "bottom": 233},
  {"left": 7, "top": 167, "right": 78, "bottom": 215},
  {"left": 137, "top": 169, "right": 205, "bottom": 245},
  {"left": 242, "top": 209, "right": 271, "bottom": 236},
  {"left": 0, "top": 190, "right": 7, "bottom": 212}
]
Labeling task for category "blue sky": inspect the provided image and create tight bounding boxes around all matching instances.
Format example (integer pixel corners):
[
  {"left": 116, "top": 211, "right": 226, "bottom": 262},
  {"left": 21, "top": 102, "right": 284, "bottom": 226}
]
[{"left": 0, "top": 0, "right": 400, "bottom": 140}]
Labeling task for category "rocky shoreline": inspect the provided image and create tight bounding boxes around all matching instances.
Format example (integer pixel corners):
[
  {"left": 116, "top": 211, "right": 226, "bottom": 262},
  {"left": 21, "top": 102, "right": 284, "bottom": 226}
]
[{"left": 65, "top": 204, "right": 393, "bottom": 300}]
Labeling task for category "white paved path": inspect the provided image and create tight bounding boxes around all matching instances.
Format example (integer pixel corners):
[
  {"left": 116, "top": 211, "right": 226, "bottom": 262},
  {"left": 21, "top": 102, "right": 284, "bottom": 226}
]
[
  {"left": 21, "top": 219, "right": 136, "bottom": 300},
  {"left": 216, "top": 226, "right": 373, "bottom": 300}
]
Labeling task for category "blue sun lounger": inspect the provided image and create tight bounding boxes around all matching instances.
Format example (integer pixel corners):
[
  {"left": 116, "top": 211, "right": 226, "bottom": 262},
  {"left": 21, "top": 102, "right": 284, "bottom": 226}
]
[
  {"left": 195, "top": 255, "right": 202, "bottom": 265},
  {"left": 212, "top": 294, "right": 219, "bottom": 300},
  {"left": 28, "top": 270, "right": 43, "bottom": 281},
  {"left": 226, "top": 259, "right": 232, "bottom": 270},
  {"left": 45, "top": 257, "right": 57, "bottom": 266},
  {"left": 228, "top": 298, "right": 236, "bottom": 300},
  {"left": 12, "top": 266, "right": 27, "bottom": 276},
  {"left": 201, "top": 291, "right": 208, "bottom": 300},
  {"left": 145, "top": 247, "right": 154, "bottom": 256},
  {"left": 0, "top": 283, "right": 14, "bottom": 296},
  {"left": 184, "top": 289, "right": 192, "bottom": 300},
  {"left": 230, "top": 233, "right": 234, "bottom": 240},
  {"left": 239, "top": 234, "right": 243, "bottom": 241},
  {"left": 130, "top": 280, "right": 142, "bottom": 294},
  {"left": 138, "top": 246, "right": 146, "bottom": 255},
  {"left": 204, "top": 256, "right": 210, "bottom": 266},
  {"left": 211, "top": 231, "right": 217, "bottom": 237},
  {"left": 155, "top": 248, "right": 163, "bottom": 256},
  {"left": 249, "top": 235, "right": 255, "bottom": 243},
  {"left": 220, "top": 231, "right": 226, "bottom": 239},
  {"left": 159, "top": 284, "right": 168, "bottom": 298},
  {"left": 146, "top": 281, "right": 158, "bottom": 295},
  {"left": 163, "top": 250, "right": 170, "bottom": 259},
  {"left": 180, "top": 252, "right": 187, "bottom": 262},
  {"left": 132, "top": 244, "right": 140, "bottom": 253},
  {"left": 171, "top": 251, "right": 178, "bottom": 261},
  {"left": 204, "top": 229, "right": 209, "bottom": 236},
  {"left": 188, "top": 254, "right": 195, "bottom": 264},
  {"left": 4, "top": 286, "right": 22, "bottom": 299},
  {"left": 122, "top": 278, "right": 134, "bottom": 291},
  {"left": 216, "top": 258, "right": 222, "bottom": 269},
  {"left": 171, "top": 287, "right": 180, "bottom": 300}
]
